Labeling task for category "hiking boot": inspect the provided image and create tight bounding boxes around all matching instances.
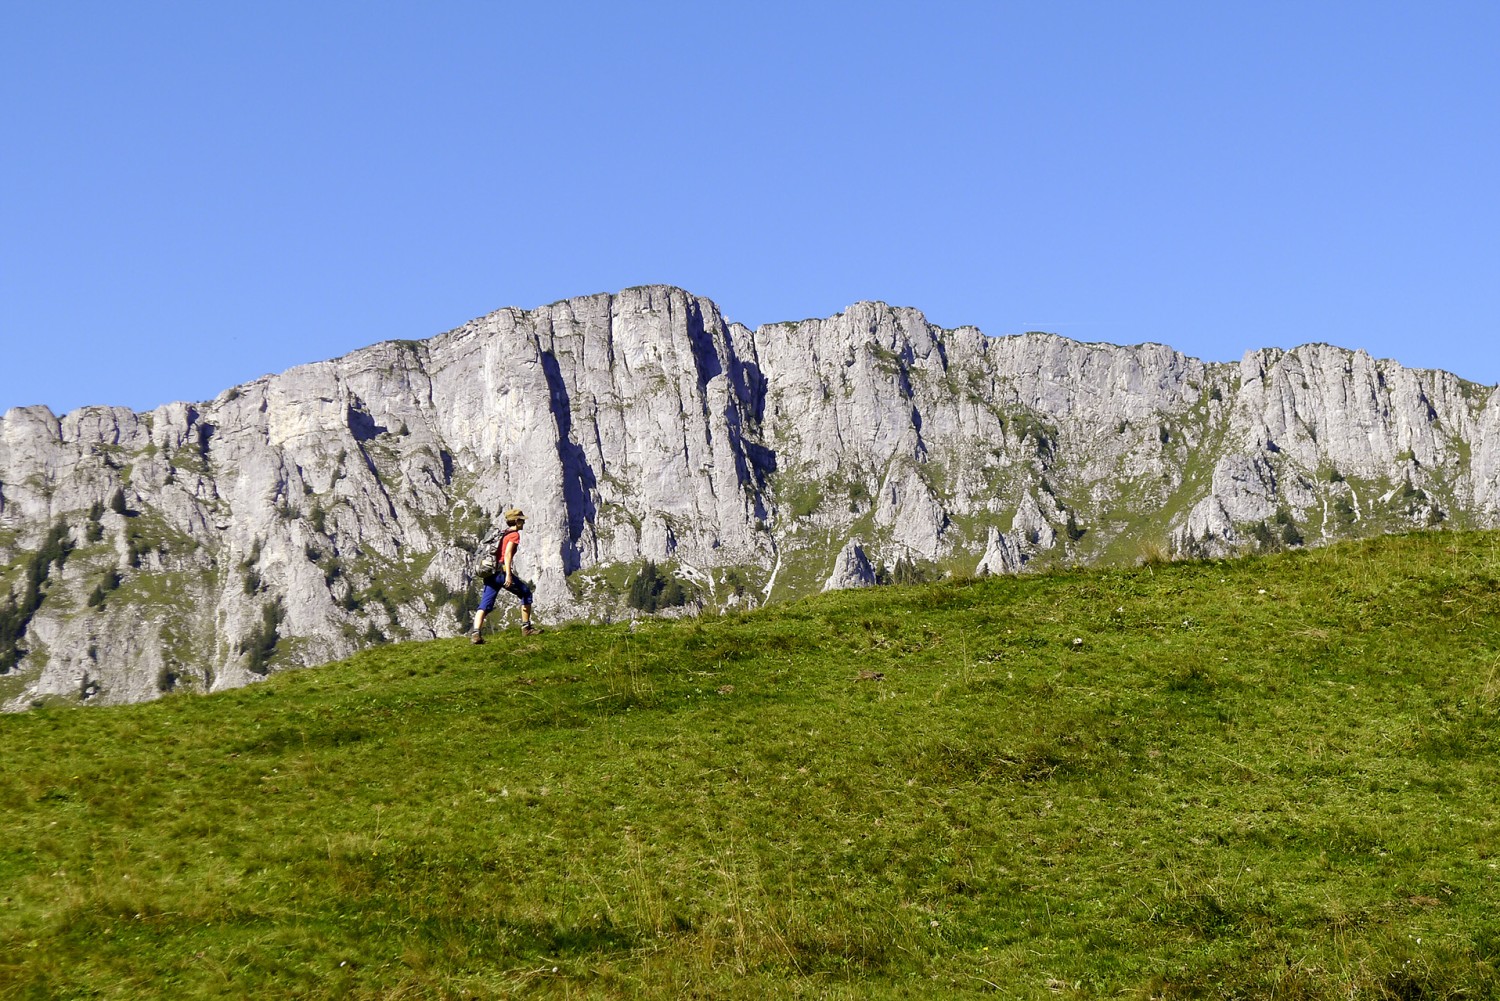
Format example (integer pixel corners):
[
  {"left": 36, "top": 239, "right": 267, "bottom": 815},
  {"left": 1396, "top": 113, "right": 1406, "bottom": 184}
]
[
  {"left": 521, "top": 624, "right": 541, "bottom": 636},
  {"left": 470, "top": 632, "right": 485, "bottom": 645}
]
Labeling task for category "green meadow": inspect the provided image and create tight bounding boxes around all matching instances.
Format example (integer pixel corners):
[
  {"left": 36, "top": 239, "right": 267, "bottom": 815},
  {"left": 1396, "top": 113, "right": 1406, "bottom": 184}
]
[{"left": 3, "top": 531, "right": 1499, "bottom": 999}]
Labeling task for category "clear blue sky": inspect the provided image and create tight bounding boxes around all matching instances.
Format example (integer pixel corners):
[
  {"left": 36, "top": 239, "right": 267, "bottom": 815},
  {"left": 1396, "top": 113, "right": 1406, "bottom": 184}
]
[{"left": 3, "top": 1, "right": 1497, "bottom": 415}]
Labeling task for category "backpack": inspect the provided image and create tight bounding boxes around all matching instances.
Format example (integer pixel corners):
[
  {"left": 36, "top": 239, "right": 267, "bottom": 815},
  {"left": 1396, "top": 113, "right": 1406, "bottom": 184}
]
[{"left": 475, "top": 536, "right": 500, "bottom": 578}]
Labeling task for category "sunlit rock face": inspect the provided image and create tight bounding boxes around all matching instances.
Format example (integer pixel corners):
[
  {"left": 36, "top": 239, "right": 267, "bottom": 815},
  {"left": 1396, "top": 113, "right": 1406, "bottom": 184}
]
[{"left": 2, "top": 286, "right": 1492, "bottom": 708}]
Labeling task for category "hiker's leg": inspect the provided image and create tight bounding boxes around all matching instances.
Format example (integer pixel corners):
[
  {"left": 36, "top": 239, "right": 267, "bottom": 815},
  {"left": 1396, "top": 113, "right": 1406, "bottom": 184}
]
[
  {"left": 505, "top": 578, "right": 535, "bottom": 628},
  {"left": 474, "top": 579, "right": 499, "bottom": 635}
]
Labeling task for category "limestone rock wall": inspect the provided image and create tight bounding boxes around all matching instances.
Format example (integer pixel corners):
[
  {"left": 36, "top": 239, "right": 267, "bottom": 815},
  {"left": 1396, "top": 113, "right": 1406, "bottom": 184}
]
[{"left": 2, "top": 286, "right": 1493, "bottom": 708}]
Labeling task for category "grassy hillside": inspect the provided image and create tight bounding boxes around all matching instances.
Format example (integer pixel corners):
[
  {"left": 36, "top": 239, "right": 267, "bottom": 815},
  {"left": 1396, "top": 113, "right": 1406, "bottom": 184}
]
[{"left": 3, "top": 532, "right": 1499, "bottom": 999}]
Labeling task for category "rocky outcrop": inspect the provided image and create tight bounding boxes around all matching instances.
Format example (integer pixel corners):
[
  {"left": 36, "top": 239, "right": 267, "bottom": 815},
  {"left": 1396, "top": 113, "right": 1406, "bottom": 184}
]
[
  {"left": 2, "top": 286, "right": 1494, "bottom": 708},
  {"left": 823, "top": 541, "right": 877, "bottom": 591}
]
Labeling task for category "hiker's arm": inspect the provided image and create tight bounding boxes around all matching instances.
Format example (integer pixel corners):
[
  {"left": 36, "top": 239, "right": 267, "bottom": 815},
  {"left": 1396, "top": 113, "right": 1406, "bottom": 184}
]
[{"left": 502, "top": 537, "right": 516, "bottom": 582}]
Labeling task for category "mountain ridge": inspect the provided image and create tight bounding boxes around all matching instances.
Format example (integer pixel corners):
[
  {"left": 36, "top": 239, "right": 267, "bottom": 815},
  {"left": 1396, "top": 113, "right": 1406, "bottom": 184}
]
[{"left": 3, "top": 285, "right": 1496, "bottom": 708}]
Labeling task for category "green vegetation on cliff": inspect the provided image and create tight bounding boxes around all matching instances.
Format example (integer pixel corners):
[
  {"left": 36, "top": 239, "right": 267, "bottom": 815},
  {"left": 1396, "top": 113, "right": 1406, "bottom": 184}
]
[{"left": 2, "top": 532, "right": 1499, "bottom": 998}]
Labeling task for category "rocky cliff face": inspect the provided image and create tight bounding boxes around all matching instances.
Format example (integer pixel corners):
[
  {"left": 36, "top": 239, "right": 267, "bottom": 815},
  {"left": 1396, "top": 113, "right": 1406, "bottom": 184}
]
[{"left": 2, "top": 286, "right": 1494, "bottom": 708}]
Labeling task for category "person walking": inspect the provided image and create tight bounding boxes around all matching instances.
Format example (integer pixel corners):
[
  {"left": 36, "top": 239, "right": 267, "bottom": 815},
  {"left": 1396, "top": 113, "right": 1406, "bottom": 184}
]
[{"left": 472, "top": 508, "right": 539, "bottom": 642}]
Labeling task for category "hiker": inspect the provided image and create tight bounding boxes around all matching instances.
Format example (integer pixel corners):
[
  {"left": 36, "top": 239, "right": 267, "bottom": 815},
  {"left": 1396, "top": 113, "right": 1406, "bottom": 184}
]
[{"left": 472, "top": 508, "right": 539, "bottom": 642}]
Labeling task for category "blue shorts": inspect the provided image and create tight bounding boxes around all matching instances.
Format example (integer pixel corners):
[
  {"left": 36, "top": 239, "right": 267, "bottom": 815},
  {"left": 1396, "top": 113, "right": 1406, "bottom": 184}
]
[{"left": 479, "top": 574, "right": 533, "bottom": 612}]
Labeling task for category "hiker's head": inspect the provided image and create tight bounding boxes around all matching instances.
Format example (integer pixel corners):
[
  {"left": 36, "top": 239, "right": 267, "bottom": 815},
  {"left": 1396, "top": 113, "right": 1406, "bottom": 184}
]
[{"left": 504, "top": 507, "right": 527, "bottom": 527}]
